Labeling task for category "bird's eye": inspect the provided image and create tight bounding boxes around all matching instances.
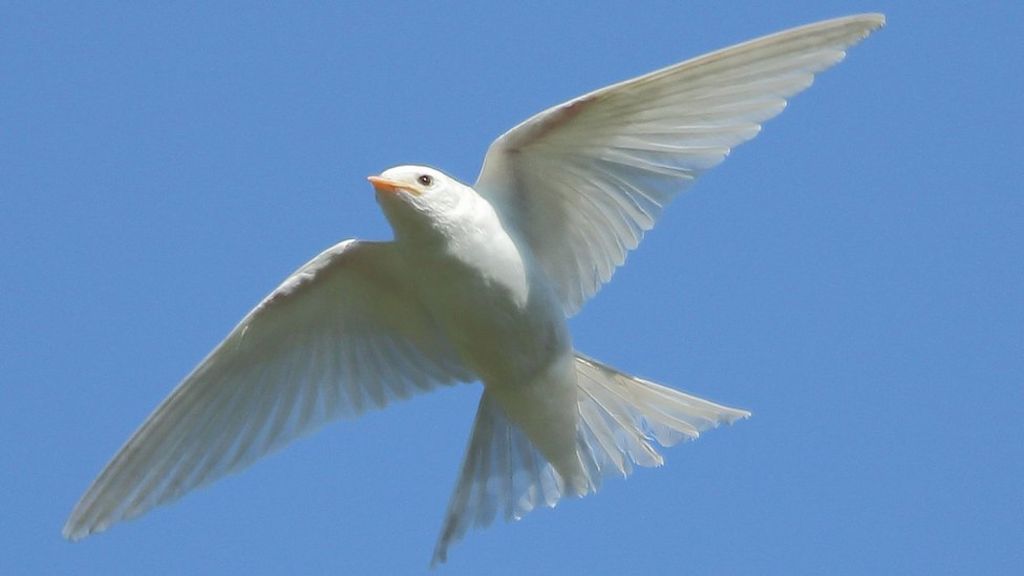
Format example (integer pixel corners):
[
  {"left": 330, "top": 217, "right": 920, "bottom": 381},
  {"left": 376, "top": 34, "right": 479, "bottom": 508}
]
[{"left": 417, "top": 174, "right": 434, "bottom": 186}]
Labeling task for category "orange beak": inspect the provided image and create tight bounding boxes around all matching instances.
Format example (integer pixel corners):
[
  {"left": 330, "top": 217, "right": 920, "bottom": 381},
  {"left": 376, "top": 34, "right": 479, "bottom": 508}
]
[{"left": 367, "top": 176, "right": 418, "bottom": 195}]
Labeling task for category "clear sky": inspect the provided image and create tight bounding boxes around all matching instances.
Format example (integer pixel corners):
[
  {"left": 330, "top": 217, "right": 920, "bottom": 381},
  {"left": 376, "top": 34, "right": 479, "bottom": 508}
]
[{"left": 3, "top": 2, "right": 1021, "bottom": 574}]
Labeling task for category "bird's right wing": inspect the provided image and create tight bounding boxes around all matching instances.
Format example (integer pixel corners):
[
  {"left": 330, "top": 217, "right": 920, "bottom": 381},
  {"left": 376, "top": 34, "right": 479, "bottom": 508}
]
[{"left": 64, "top": 239, "right": 473, "bottom": 540}]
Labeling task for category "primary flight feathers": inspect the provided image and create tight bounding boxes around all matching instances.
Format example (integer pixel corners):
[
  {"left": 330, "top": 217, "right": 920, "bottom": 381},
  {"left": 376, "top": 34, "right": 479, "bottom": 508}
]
[{"left": 476, "top": 13, "right": 884, "bottom": 314}]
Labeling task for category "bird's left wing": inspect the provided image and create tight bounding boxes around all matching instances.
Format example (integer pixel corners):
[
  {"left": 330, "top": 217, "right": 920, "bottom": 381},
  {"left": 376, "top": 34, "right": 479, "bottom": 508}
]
[
  {"left": 475, "top": 14, "right": 885, "bottom": 315},
  {"left": 64, "top": 239, "right": 473, "bottom": 540}
]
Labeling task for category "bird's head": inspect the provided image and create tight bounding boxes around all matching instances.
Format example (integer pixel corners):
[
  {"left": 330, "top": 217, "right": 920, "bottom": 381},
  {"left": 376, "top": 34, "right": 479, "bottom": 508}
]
[{"left": 368, "top": 165, "right": 480, "bottom": 243}]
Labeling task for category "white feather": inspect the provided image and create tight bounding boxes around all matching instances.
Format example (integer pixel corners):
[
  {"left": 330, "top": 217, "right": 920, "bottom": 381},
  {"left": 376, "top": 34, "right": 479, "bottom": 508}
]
[
  {"left": 476, "top": 14, "right": 885, "bottom": 315},
  {"left": 431, "top": 354, "right": 749, "bottom": 565},
  {"left": 63, "top": 240, "right": 472, "bottom": 540}
]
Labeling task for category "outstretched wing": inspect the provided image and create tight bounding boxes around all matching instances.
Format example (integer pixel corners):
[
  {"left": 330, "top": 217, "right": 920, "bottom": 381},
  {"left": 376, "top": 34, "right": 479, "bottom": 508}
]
[
  {"left": 64, "top": 240, "right": 473, "bottom": 540},
  {"left": 475, "top": 14, "right": 885, "bottom": 315}
]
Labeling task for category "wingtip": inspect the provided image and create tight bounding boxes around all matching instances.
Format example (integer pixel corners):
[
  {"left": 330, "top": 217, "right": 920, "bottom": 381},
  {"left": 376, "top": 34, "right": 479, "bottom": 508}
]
[
  {"left": 729, "top": 409, "right": 753, "bottom": 424},
  {"left": 850, "top": 12, "right": 886, "bottom": 33},
  {"left": 816, "top": 13, "right": 885, "bottom": 36},
  {"left": 62, "top": 509, "right": 110, "bottom": 542},
  {"left": 62, "top": 502, "right": 98, "bottom": 542},
  {"left": 864, "top": 13, "right": 886, "bottom": 32},
  {"left": 61, "top": 523, "right": 85, "bottom": 542}
]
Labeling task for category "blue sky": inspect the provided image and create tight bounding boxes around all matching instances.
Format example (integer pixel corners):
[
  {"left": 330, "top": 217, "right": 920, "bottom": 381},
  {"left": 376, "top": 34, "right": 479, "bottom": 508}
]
[{"left": 3, "top": 2, "right": 1021, "bottom": 574}]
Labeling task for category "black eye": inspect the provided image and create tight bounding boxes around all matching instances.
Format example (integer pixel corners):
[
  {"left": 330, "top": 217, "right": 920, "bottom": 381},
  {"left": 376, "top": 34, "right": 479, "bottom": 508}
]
[{"left": 417, "top": 174, "right": 434, "bottom": 186}]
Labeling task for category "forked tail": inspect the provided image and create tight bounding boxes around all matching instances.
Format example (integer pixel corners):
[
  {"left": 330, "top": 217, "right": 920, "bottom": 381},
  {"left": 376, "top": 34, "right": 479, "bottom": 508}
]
[
  {"left": 431, "top": 353, "right": 749, "bottom": 566},
  {"left": 573, "top": 354, "right": 750, "bottom": 478}
]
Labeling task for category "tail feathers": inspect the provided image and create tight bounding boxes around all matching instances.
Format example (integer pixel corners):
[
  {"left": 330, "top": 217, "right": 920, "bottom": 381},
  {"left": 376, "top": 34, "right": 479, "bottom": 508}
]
[
  {"left": 574, "top": 354, "right": 750, "bottom": 481},
  {"left": 431, "top": 391, "right": 565, "bottom": 567},
  {"left": 431, "top": 353, "right": 748, "bottom": 566}
]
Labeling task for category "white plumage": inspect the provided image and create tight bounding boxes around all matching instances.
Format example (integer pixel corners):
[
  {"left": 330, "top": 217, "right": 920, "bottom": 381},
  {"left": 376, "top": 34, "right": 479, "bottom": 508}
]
[{"left": 64, "top": 14, "right": 884, "bottom": 565}]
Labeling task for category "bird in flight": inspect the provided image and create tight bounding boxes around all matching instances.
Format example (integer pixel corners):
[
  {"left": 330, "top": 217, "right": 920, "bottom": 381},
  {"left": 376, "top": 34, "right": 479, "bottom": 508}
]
[{"left": 64, "top": 14, "right": 884, "bottom": 565}]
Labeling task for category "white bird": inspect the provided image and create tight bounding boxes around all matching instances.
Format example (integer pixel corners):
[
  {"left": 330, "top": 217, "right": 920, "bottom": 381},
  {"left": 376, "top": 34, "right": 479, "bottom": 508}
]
[{"left": 64, "top": 14, "right": 885, "bottom": 565}]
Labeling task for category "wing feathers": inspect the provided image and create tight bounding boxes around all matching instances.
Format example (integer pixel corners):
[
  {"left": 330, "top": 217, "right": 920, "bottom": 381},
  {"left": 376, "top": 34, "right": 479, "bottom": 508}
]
[
  {"left": 476, "top": 14, "right": 884, "bottom": 315},
  {"left": 64, "top": 240, "right": 471, "bottom": 540}
]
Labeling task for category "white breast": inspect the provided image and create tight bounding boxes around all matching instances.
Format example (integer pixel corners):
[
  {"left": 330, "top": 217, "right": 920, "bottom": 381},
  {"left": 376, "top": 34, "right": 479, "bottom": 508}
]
[{"left": 403, "top": 193, "right": 572, "bottom": 387}]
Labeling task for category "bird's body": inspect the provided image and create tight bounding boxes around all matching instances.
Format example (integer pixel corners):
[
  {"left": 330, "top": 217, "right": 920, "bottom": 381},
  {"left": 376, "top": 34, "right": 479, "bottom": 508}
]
[
  {"left": 64, "top": 14, "right": 885, "bottom": 565},
  {"left": 385, "top": 178, "right": 585, "bottom": 488},
  {"left": 395, "top": 181, "right": 565, "bottom": 386}
]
